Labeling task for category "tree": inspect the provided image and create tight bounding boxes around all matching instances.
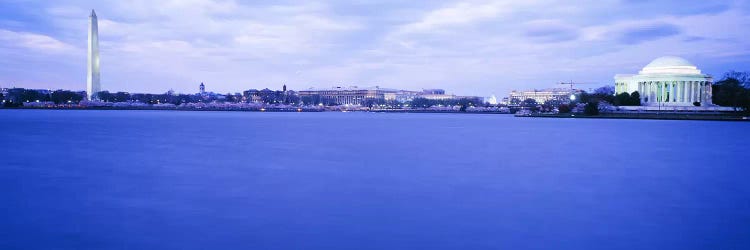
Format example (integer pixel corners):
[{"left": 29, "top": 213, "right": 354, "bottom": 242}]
[
  {"left": 614, "top": 92, "right": 631, "bottom": 106},
  {"left": 713, "top": 77, "right": 750, "bottom": 111},
  {"left": 510, "top": 98, "right": 521, "bottom": 105},
  {"left": 97, "top": 91, "right": 115, "bottom": 102},
  {"left": 456, "top": 98, "right": 480, "bottom": 111},
  {"left": 594, "top": 86, "right": 615, "bottom": 96},
  {"left": 630, "top": 91, "right": 641, "bottom": 106},
  {"left": 522, "top": 98, "right": 537, "bottom": 107},
  {"left": 114, "top": 92, "right": 131, "bottom": 102},
  {"left": 613, "top": 91, "right": 642, "bottom": 106},
  {"left": 723, "top": 71, "right": 750, "bottom": 88},
  {"left": 51, "top": 90, "right": 84, "bottom": 104},
  {"left": 409, "top": 97, "right": 434, "bottom": 108},
  {"left": 558, "top": 104, "right": 572, "bottom": 113},
  {"left": 225, "top": 93, "right": 236, "bottom": 103},
  {"left": 3, "top": 99, "right": 21, "bottom": 108},
  {"left": 594, "top": 86, "right": 615, "bottom": 104},
  {"left": 584, "top": 101, "right": 599, "bottom": 115},
  {"left": 363, "top": 98, "right": 387, "bottom": 108},
  {"left": 579, "top": 86, "right": 615, "bottom": 105}
]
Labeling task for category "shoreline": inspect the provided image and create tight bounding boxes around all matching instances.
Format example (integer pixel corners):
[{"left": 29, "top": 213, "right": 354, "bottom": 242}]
[
  {"left": 0, "top": 106, "right": 509, "bottom": 115},
  {"left": 2, "top": 107, "right": 748, "bottom": 121},
  {"left": 520, "top": 113, "right": 750, "bottom": 121}
]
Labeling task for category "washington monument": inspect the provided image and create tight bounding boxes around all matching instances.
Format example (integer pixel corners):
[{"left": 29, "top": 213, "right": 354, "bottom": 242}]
[{"left": 87, "top": 9, "right": 100, "bottom": 100}]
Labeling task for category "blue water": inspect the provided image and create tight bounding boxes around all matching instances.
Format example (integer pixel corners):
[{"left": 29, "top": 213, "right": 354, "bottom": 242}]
[{"left": 1, "top": 110, "right": 749, "bottom": 249}]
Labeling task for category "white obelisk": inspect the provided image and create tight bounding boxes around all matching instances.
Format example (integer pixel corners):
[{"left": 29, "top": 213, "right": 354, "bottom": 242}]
[{"left": 87, "top": 9, "right": 101, "bottom": 100}]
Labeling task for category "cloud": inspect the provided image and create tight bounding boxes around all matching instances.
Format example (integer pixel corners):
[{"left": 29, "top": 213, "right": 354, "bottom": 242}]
[
  {"left": 619, "top": 0, "right": 731, "bottom": 16},
  {"left": 0, "top": 29, "right": 76, "bottom": 52},
  {"left": 1, "top": 0, "right": 749, "bottom": 96},
  {"left": 683, "top": 36, "right": 706, "bottom": 42},
  {"left": 616, "top": 23, "right": 681, "bottom": 44},
  {"left": 395, "top": 1, "right": 504, "bottom": 34},
  {"left": 523, "top": 20, "right": 580, "bottom": 43}
]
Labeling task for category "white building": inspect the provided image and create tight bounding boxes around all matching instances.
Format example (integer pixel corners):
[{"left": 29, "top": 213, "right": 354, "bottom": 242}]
[
  {"left": 508, "top": 88, "right": 579, "bottom": 105},
  {"left": 614, "top": 56, "right": 713, "bottom": 106},
  {"left": 384, "top": 90, "right": 420, "bottom": 103},
  {"left": 298, "top": 86, "right": 400, "bottom": 105}
]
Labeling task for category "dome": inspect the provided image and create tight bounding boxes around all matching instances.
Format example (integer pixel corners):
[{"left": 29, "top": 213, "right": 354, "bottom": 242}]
[
  {"left": 644, "top": 56, "right": 696, "bottom": 68},
  {"left": 639, "top": 56, "right": 701, "bottom": 75}
]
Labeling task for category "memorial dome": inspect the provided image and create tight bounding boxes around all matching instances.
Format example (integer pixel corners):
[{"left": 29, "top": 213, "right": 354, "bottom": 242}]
[
  {"left": 644, "top": 56, "right": 695, "bottom": 68},
  {"left": 639, "top": 56, "right": 701, "bottom": 75}
]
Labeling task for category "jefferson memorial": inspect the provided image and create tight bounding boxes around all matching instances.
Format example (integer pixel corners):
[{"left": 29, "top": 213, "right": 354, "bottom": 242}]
[{"left": 614, "top": 56, "right": 713, "bottom": 106}]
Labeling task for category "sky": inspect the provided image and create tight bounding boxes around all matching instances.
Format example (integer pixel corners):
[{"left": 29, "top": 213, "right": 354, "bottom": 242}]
[{"left": 1, "top": 0, "right": 749, "bottom": 96}]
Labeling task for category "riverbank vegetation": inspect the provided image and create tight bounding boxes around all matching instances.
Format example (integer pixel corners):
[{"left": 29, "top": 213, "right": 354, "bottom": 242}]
[{"left": 712, "top": 71, "right": 750, "bottom": 112}]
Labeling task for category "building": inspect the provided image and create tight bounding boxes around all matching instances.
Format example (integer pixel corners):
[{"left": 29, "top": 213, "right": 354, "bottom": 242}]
[
  {"left": 422, "top": 89, "right": 445, "bottom": 95},
  {"left": 614, "top": 56, "right": 713, "bottom": 106},
  {"left": 419, "top": 93, "right": 456, "bottom": 100},
  {"left": 500, "top": 97, "right": 509, "bottom": 105},
  {"left": 199, "top": 82, "right": 206, "bottom": 95},
  {"left": 508, "top": 88, "right": 578, "bottom": 105},
  {"left": 384, "top": 90, "right": 420, "bottom": 103},
  {"left": 86, "top": 9, "right": 101, "bottom": 101},
  {"left": 417, "top": 89, "right": 462, "bottom": 100},
  {"left": 298, "top": 86, "right": 399, "bottom": 105},
  {"left": 297, "top": 86, "right": 484, "bottom": 105}
]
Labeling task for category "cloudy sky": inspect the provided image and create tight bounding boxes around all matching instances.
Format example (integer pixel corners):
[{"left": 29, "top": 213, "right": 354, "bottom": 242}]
[{"left": 1, "top": 0, "right": 749, "bottom": 96}]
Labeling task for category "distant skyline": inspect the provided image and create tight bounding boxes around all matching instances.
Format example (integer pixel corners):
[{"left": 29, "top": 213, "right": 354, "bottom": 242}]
[{"left": 1, "top": 0, "right": 749, "bottom": 96}]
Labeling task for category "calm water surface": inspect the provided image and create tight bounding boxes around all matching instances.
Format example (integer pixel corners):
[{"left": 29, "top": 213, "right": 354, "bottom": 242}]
[{"left": 1, "top": 110, "right": 749, "bottom": 249}]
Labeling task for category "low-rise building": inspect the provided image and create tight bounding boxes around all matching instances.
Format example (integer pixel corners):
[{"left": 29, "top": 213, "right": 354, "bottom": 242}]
[
  {"left": 417, "top": 89, "right": 468, "bottom": 100},
  {"left": 384, "top": 90, "right": 420, "bottom": 103},
  {"left": 298, "top": 86, "right": 486, "bottom": 105},
  {"left": 298, "top": 86, "right": 399, "bottom": 105},
  {"left": 508, "top": 88, "right": 579, "bottom": 105}
]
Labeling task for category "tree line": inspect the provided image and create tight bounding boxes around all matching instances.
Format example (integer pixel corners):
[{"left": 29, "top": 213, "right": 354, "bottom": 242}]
[{"left": 712, "top": 71, "right": 750, "bottom": 112}]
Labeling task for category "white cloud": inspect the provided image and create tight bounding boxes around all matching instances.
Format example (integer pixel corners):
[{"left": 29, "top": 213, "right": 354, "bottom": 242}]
[
  {"left": 0, "top": 29, "right": 77, "bottom": 53},
  {"left": 2, "top": 0, "right": 750, "bottom": 95},
  {"left": 396, "top": 1, "right": 503, "bottom": 33}
]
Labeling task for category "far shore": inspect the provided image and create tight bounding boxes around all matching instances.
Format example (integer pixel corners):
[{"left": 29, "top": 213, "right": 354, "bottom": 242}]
[
  {"left": 519, "top": 113, "right": 749, "bottom": 121},
  {"left": 2, "top": 106, "right": 748, "bottom": 121},
  {"left": 0, "top": 106, "right": 506, "bottom": 114}
]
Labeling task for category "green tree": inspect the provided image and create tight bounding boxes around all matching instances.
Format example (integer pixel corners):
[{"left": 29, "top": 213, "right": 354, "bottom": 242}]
[
  {"left": 409, "top": 97, "right": 434, "bottom": 108},
  {"left": 51, "top": 90, "right": 84, "bottom": 104},
  {"left": 522, "top": 98, "right": 537, "bottom": 107},
  {"left": 723, "top": 71, "right": 750, "bottom": 88},
  {"left": 630, "top": 91, "right": 641, "bottom": 106},
  {"left": 613, "top": 91, "right": 642, "bottom": 106},
  {"left": 19, "top": 89, "right": 47, "bottom": 102},
  {"left": 713, "top": 77, "right": 750, "bottom": 111},
  {"left": 509, "top": 98, "right": 521, "bottom": 105},
  {"left": 614, "top": 92, "right": 631, "bottom": 106},
  {"left": 579, "top": 86, "right": 615, "bottom": 105},
  {"left": 114, "top": 92, "right": 131, "bottom": 102},
  {"left": 584, "top": 101, "right": 599, "bottom": 115},
  {"left": 558, "top": 104, "right": 572, "bottom": 113},
  {"left": 97, "top": 91, "right": 116, "bottom": 102},
  {"left": 594, "top": 86, "right": 615, "bottom": 95}
]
